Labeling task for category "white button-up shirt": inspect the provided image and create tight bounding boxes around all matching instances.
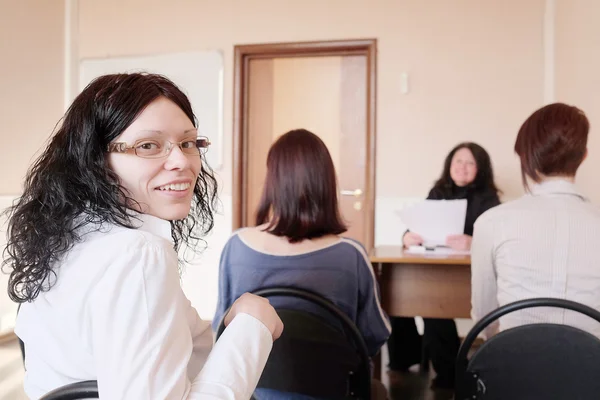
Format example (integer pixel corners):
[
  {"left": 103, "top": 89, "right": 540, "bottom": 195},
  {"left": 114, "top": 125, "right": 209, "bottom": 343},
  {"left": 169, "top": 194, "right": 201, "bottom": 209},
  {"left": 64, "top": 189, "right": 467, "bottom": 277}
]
[
  {"left": 471, "top": 179, "right": 600, "bottom": 338},
  {"left": 16, "top": 213, "right": 272, "bottom": 399}
]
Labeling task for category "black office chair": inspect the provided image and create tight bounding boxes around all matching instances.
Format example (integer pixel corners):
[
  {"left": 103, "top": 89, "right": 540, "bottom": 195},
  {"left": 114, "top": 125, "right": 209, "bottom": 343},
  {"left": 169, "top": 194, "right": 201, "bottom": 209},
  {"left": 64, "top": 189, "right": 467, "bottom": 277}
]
[
  {"left": 38, "top": 381, "right": 99, "bottom": 400},
  {"left": 18, "top": 336, "right": 25, "bottom": 363},
  {"left": 216, "top": 287, "right": 372, "bottom": 399},
  {"left": 455, "top": 298, "right": 600, "bottom": 400},
  {"left": 17, "top": 304, "right": 25, "bottom": 363}
]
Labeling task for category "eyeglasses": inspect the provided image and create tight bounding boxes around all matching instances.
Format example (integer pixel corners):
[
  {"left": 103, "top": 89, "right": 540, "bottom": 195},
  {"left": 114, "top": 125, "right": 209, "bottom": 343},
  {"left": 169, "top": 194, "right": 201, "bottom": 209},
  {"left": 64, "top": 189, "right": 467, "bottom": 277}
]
[{"left": 107, "top": 137, "right": 211, "bottom": 159}]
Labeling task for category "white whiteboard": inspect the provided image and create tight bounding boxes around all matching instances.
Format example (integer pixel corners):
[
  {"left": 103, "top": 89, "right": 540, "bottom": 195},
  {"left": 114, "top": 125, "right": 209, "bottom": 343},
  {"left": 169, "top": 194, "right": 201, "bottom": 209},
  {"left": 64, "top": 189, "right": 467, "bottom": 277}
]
[{"left": 79, "top": 51, "right": 224, "bottom": 169}]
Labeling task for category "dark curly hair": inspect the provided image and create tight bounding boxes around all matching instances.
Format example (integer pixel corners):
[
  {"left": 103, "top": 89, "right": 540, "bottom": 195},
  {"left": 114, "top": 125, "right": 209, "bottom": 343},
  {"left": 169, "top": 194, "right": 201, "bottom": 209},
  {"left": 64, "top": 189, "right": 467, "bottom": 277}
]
[
  {"left": 432, "top": 142, "right": 500, "bottom": 196},
  {"left": 2, "top": 73, "right": 218, "bottom": 303}
]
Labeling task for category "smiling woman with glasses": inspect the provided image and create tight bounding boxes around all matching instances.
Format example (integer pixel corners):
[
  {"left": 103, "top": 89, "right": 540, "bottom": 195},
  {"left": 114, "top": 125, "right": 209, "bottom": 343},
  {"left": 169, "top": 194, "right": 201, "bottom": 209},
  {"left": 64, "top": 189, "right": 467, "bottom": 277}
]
[{"left": 4, "top": 73, "right": 282, "bottom": 399}]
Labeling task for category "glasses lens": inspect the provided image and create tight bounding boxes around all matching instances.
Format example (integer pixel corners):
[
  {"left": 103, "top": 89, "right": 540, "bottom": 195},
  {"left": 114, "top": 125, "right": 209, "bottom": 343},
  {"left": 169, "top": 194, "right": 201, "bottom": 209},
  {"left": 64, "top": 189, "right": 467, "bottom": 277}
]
[
  {"left": 134, "top": 140, "right": 163, "bottom": 158},
  {"left": 196, "top": 137, "right": 210, "bottom": 154},
  {"left": 177, "top": 139, "right": 198, "bottom": 155}
]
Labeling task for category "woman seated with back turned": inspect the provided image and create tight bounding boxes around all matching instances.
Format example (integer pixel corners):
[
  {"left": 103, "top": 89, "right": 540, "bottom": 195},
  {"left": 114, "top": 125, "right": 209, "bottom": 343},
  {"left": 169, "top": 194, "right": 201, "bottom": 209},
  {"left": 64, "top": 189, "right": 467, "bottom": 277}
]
[
  {"left": 213, "top": 129, "right": 391, "bottom": 400},
  {"left": 389, "top": 142, "right": 501, "bottom": 391},
  {"left": 472, "top": 102, "right": 600, "bottom": 339}
]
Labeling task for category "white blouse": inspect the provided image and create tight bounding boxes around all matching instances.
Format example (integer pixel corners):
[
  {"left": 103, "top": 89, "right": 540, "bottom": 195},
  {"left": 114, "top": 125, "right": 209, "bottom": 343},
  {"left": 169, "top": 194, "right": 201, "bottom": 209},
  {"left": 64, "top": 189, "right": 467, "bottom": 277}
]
[
  {"left": 471, "top": 180, "right": 600, "bottom": 339},
  {"left": 16, "top": 213, "right": 272, "bottom": 399}
]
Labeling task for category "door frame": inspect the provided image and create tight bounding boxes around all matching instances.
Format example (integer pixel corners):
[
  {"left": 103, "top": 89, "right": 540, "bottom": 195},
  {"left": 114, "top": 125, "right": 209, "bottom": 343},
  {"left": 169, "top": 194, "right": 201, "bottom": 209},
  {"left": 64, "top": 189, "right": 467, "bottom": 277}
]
[{"left": 232, "top": 39, "right": 377, "bottom": 249}]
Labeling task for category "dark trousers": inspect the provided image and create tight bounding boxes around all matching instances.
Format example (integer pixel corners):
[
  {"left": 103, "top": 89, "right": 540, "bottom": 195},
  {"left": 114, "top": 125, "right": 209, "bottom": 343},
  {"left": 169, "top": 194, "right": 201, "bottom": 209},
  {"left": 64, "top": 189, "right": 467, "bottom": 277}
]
[{"left": 387, "top": 316, "right": 460, "bottom": 380}]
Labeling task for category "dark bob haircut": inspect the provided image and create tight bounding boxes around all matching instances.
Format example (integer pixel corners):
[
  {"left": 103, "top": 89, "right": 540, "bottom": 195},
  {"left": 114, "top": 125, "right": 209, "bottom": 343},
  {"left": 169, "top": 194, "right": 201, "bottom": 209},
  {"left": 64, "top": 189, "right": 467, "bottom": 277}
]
[
  {"left": 255, "top": 129, "right": 347, "bottom": 243},
  {"left": 433, "top": 142, "right": 500, "bottom": 196},
  {"left": 514, "top": 102, "right": 589, "bottom": 187},
  {"left": 3, "top": 73, "right": 218, "bottom": 302}
]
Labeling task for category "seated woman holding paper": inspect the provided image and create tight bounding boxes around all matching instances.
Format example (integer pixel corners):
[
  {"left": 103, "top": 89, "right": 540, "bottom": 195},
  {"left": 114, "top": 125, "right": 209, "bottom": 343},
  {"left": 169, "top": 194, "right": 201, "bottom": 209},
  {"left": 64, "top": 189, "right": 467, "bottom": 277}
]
[
  {"left": 472, "top": 103, "right": 600, "bottom": 339},
  {"left": 403, "top": 142, "right": 501, "bottom": 250},
  {"left": 388, "top": 142, "right": 500, "bottom": 390}
]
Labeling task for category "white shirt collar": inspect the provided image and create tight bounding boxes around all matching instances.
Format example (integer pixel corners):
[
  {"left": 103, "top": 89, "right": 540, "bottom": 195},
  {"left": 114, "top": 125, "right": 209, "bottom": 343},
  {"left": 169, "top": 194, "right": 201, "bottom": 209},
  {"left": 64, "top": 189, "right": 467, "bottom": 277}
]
[
  {"left": 529, "top": 179, "right": 586, "bottom": 201},
  {"left": 131, "top": 212, "right": 173, "bottom": 242}
]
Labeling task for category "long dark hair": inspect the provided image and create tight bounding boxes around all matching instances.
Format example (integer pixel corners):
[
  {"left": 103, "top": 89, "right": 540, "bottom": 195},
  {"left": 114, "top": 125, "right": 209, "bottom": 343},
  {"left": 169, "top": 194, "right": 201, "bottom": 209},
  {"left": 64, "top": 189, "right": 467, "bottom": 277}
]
[
  {"left": 255, "top": 129, "right": 347, "bottom": 243},
  {"left": 3, "top": 73, "right": 218, "bottom": 303},
  {"left": 433, "top": 142, "right": 500, "bottom": 196}
]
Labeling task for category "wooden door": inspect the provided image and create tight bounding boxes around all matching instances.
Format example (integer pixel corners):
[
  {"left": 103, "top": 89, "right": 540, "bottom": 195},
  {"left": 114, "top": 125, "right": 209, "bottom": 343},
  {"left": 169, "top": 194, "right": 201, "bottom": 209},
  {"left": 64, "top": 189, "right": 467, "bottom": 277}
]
[{"left": 233, "top": 40, "right": 377, "bottom": 249}]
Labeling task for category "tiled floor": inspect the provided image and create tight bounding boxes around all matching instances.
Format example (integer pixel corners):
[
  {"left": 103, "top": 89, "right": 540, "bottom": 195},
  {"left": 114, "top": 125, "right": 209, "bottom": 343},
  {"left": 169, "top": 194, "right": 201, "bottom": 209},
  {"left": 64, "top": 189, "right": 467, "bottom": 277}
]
[
  {"left": 388, "top": 367, "right": 454, "bottom": 400},
  {"left": 0, "top": 336, "right": 27, "bottom": 400},
  {"left": 380, "top": 344, "right": 454, "bottom": 400}
]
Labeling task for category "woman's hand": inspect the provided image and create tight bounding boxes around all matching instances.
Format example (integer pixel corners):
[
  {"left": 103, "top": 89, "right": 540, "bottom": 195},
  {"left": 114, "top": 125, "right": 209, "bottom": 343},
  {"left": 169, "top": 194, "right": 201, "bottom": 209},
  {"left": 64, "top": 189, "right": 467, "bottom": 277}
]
[
  {"left": 224, "top": 293, "right": 284, "bottom": 340},
  {"left": 445, "top": 234, "right": 472, "bottom": 251},
  {"left": 403, "top": 232, "right": 424, "bottom": 248}
]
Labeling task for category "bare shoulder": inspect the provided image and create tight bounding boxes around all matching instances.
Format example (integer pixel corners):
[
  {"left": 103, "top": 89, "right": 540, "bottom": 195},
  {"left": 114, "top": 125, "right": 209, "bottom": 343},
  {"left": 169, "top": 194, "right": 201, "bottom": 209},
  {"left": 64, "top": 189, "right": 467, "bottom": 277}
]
[{"left": 235, "top": 225, "right": 268, "bottom": 244}]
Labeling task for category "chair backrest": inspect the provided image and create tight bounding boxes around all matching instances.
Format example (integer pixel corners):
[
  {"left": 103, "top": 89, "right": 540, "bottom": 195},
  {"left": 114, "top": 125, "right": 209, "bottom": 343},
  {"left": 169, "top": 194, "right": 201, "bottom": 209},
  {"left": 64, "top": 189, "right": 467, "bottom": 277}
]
[
  {"left": 456, "top": 298, "right": 600, "bottom": 400},
  {"left": 216, "top": 287, "right": 372, "bottom": 400},
  {"left": 17, "top": 304, "right": 25, "bottom": 364},
  {"left": 39, "top": 380, "right": 99, "bottom": 400},
  {"left": 18, "top": 336, "right": 25, "bottom": 363}
]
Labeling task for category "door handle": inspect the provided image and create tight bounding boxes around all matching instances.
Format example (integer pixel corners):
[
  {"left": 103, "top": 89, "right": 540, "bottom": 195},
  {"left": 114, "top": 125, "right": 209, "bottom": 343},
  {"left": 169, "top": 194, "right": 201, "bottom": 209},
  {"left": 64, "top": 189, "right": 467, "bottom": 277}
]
[{"left": 340, "top": 189, "right": 363, "bottom": 197}]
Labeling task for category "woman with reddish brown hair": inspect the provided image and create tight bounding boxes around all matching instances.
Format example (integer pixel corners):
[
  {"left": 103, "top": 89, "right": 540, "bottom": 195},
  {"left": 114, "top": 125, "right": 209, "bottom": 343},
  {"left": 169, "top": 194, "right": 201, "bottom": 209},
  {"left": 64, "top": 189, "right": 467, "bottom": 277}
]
[
  {"left": 213, "top": 129, "right": 391, "bottom": 399},
  {"left": 471, "top": 102, "right": 600, "bottom": 339}
]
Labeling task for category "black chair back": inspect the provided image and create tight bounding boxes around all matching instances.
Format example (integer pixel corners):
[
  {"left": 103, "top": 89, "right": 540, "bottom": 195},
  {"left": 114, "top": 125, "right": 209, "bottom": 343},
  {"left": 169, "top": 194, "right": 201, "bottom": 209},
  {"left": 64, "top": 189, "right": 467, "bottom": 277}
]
[
  {"left": 39, "top": 380, "right": 99, "bottom": 400},
  {"left": 17, "top": 304, "right": 25, "bottom": 364},
  {"left": 216, "top": 287, "right": 372, "bottom": 399},
  {"left": 456, "top": 298, "right": 600, "bottom": 400}
]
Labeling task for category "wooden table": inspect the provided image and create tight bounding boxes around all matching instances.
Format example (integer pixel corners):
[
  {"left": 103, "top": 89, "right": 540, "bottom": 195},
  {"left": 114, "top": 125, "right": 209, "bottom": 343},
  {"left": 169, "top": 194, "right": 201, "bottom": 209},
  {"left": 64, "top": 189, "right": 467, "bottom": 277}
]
[
  {"left": 370, "top": 246, "right": 472, "bottom": 319},
  {"left": 370, "top": 246, "right": 472, "bottom": 378}
]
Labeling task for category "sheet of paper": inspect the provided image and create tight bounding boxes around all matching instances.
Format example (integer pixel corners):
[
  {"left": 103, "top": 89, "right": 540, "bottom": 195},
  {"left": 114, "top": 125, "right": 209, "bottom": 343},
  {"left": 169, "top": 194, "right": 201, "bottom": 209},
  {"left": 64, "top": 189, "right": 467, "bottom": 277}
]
[
  {"left": 397, "top": 199, "right": 468, "bottom": 247},
  {"left": 405, "top": 245, "right": 470, "bottom": 256}
]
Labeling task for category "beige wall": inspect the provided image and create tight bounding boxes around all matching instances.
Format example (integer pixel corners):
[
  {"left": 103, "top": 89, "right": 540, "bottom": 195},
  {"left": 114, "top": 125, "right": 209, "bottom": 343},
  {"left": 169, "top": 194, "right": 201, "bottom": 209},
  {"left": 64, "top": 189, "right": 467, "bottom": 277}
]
[
  {"left": 77, "top": 0, "right": 546, "bottom": 202},
  {"left": 0, "top": 0, "right": 65, "bottom": 194},
  {"left": 555, "top": 0, "right": 600, "bottom": 200},
  {"left": 0, "top": 0, "right": 64, "bottom": 328},
  {"left": 3, "top": 0, "right": 600, "bottom": 323},
  {"left": 4, "top": 1, "right": 600, "bottom": 202}
]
